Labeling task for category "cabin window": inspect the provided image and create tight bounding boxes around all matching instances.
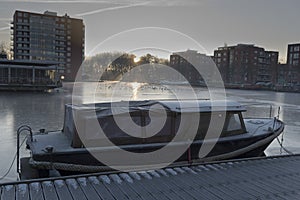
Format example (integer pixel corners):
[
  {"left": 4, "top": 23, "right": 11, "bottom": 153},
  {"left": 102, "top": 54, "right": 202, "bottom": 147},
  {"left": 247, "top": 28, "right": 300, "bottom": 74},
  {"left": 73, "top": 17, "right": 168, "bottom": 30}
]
[
  {"left": 222, "top": 112, "right": 245, "bottom": 136},
  {"left": 226, "top": 113, "right": 242, "bottom": 132}
]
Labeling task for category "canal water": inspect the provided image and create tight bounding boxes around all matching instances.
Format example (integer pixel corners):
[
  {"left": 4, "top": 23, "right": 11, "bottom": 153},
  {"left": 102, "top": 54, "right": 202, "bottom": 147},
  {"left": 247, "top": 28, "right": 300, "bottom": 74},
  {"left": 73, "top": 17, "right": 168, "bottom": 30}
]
[{"left": 0, "top": 81, "right": 299, "bottom": 183}]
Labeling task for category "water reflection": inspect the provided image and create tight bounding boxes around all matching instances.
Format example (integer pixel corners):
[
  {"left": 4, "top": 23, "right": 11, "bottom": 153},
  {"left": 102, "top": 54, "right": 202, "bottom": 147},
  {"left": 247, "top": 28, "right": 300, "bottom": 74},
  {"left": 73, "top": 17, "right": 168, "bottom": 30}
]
[
  {"left": 130, "top": 82, "right": 142, "bottom": 100},
  {"left": 0, "top": 82, "right": 299, "bottom": 182}
]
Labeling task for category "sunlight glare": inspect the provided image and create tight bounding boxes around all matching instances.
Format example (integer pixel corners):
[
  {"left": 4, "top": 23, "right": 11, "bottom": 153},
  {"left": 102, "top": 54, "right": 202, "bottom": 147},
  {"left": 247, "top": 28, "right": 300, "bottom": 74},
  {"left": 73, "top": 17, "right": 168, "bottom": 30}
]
[{"left": 134, "top": 56, "right": 140, "bottom": 63}]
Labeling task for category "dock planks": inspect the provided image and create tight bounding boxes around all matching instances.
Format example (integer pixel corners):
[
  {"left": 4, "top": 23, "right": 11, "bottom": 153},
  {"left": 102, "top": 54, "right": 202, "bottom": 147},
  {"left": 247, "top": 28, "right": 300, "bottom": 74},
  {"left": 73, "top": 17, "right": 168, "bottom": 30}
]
[{"left": 1, "top": 155, "right": 300, "bottom": 199}]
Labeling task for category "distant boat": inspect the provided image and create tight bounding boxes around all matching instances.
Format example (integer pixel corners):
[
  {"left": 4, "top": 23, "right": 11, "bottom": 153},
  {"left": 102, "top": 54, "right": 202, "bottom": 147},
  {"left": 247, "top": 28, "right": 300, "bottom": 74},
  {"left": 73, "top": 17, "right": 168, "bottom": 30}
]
[{"left": 21, "top": 100, "right": 284, "bottom": 179}]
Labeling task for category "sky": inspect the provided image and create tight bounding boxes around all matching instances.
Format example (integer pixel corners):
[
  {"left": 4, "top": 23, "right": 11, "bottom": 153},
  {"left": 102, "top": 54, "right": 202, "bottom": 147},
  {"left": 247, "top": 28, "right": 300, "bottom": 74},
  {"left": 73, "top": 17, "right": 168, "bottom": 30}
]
[{"left": 0, "top": 0, "right": 299, "bottom": 62}]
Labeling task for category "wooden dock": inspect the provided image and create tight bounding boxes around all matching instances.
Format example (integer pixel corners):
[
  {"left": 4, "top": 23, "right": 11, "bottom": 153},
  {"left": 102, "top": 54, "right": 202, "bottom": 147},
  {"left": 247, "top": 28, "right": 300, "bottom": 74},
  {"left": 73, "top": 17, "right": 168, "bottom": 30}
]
[{"left": 1, "top": 154, "right": 300, "bottom": 199}]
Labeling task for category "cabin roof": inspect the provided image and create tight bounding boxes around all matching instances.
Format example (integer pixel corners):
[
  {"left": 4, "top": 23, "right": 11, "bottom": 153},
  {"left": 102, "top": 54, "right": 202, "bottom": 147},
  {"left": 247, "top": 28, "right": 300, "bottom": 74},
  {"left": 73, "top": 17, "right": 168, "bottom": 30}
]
[
  {"left": 71, "top": 100, "right": 246, "bottom": 115},
  {"left": 158, "top": 100, "right": 245, "bottom": 112}
]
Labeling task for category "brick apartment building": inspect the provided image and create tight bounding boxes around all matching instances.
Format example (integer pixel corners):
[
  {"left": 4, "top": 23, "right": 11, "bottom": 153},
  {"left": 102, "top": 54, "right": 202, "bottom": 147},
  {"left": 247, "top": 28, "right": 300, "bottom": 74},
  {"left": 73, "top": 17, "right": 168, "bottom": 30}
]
[
  {"left": 276, "top": 43, "right": 300, "bottom": 88},
  {"left": 11, "top": 10, "right": 85, "bottom": 81},
  {"left": 213, "top": 44, "right": 278, "bottom": 86},
  {"left": 287, "top": 43, "right": 300, "bottom": 67}
]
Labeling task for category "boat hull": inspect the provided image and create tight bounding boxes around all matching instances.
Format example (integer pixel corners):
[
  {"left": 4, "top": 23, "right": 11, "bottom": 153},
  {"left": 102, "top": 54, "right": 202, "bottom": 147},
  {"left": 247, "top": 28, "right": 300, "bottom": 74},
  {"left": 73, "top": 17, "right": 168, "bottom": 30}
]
[{"left": 23, "top": 119, "right": 283, "bottom": 178}]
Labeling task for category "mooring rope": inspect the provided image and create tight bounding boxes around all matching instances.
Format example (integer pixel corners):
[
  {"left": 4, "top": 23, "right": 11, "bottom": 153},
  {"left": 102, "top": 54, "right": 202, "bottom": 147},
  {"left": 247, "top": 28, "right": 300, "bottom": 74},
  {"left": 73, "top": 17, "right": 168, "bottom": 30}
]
[{"left": 276, "top": 131, "right": 293, "bottom": 155}]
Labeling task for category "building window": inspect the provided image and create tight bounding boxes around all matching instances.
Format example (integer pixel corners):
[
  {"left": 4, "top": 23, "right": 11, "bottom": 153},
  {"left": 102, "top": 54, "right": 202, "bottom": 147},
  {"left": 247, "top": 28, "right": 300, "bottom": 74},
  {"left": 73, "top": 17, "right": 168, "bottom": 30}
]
[
  {"left": 294, "top": 53, "right": 299, "bottom": 59},
  {"left": 293, "top": 60, "right": 299, "bottom": 66},
  {"left": 294, "top": 46, "right": 300, "bottom": 52}
]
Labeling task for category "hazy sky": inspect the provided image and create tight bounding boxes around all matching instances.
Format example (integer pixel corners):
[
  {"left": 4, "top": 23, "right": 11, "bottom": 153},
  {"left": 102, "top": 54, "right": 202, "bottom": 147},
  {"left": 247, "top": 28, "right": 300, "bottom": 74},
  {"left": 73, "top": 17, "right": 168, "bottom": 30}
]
[{"left": 0, "top": 0, "right": 299, "bottom": 62}]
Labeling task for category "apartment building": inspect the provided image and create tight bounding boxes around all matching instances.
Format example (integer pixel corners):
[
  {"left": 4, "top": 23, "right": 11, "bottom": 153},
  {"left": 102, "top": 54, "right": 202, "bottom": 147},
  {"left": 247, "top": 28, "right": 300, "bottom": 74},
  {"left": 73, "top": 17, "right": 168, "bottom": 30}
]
[
  {"left": 213, "top": 44, "right": 278, "bottom": 85},
  {"left": 11, "top": 10, "right": 85, "bottom": 81}
]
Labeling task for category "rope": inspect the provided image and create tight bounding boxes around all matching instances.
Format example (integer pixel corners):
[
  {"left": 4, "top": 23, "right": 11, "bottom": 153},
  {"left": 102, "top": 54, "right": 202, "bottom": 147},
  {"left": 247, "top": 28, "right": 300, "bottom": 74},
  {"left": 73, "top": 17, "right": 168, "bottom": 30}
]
[
  {"left": 276, "top": 131, "right": 293, "bottom": 155},
  {"left": 29, "top": 159, "right": 113, "bottom": 173},
  {"left": 273, "top": 106, "right": 293, "bottom": 155}
]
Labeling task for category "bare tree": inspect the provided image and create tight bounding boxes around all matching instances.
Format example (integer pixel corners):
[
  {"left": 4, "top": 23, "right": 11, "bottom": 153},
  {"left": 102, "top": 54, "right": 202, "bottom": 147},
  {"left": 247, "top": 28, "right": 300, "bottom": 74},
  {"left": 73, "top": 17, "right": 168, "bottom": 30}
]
[{"left": 0, "top": 41, "right": 10, "bottom": 59}]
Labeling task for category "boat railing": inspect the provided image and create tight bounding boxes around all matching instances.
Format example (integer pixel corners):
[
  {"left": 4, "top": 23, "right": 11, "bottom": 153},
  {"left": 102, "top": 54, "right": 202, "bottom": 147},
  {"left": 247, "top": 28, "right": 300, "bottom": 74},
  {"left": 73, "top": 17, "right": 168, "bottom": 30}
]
[{"left": 16, "top": 125, "right": 33, "bottom": 178}]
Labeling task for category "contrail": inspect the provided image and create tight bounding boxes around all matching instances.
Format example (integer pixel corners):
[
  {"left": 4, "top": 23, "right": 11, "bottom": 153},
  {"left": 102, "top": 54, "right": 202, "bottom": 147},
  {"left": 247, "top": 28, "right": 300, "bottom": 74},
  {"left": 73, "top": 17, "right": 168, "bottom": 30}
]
[
  {"left": 0, "top": 0, "right": 130, "bottom": 3},
  {"left": 76, "top": 2, "right": 149, "bottom": 17},
  {"left": 0, "top": 27, "right": 10, "bottom": 31},
  {"left": 0, "top": 27, "right": 10, "bottom": 34}
]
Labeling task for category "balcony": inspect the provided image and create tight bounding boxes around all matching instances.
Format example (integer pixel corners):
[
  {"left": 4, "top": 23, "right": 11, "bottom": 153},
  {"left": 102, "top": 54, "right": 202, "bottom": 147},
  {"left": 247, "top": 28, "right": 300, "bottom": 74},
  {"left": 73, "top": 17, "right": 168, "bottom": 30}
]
[
  {"left": 15, "top": 27, "right": 30, "bottom": 32},
  {"left": 55, "top": 43, "right": 65, "bottom": 47},
  {"left": 16, "top": 51, "right": 30, "bottom": 56},
  {"left": 15, "top": 21, "right": 29, "bottom": 25},
  {"left": 16, "top": 46, "right": 30, "bottom": 50},
  {"left": 55, "top": 31, "right": 65, "bottom": 36},
  {"left": 16, "top": 34, "right": 30, "bottom": 38},
  {"left": 55, "top": 49, "right": 66, "bottom": 53}
]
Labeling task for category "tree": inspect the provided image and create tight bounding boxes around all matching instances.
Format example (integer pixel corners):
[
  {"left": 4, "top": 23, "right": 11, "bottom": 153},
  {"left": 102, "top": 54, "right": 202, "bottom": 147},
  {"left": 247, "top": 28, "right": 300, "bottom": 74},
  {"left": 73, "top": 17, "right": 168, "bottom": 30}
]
[
  {"left": 0, "top": 41, "right": 10, "bottom": 59},
  {"left": 110, "top": 53, "right": 135, "bottom": 73},
  {"left": 81, "top": 52, "right": 135, "bottom": 81},
  {"left": 81, "top": 52, "right": 170, "bottom": 81},
  {"left": 137, "top": 53, "right": 159, "bottom": 65}
]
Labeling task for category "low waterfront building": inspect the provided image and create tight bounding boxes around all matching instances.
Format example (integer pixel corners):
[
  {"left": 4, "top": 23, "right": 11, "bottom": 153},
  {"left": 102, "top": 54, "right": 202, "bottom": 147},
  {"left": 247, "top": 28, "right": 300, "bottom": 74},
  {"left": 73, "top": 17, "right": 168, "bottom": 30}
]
[
  {"left": 169, "top": 50, "right": 212, "bottom": 85},
  {"left": 0, "top": 59, "right": 62, "bottom": 90}
]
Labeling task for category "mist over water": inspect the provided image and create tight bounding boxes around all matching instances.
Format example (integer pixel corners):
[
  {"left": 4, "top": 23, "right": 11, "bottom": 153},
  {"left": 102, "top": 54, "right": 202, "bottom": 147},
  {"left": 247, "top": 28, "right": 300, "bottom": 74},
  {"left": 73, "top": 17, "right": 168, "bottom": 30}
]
[{"left": 0, "top": 81, "right": 299, "bottom": 182}]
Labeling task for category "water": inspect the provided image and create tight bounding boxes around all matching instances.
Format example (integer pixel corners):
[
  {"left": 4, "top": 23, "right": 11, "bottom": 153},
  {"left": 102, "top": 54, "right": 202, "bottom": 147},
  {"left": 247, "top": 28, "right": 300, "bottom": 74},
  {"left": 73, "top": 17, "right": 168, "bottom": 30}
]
[{"left": 0, "top": 82, "right": 299, "bottom": 183}]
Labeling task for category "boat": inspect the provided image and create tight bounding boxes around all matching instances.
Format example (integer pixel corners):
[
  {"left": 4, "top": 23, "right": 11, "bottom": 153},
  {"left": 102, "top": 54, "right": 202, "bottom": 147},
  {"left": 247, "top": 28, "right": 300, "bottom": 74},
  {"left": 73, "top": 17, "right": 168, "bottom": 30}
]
[{"left": 20, "top": 100, "right": 284, "bottom": 179}]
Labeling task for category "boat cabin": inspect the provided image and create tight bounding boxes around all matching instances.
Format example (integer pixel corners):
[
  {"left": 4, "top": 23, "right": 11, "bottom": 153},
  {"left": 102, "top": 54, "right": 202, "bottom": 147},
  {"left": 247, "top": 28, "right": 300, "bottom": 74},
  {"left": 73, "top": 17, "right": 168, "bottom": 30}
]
[{"left": 63, "top": 100, "right": 247, "bottom": 148}]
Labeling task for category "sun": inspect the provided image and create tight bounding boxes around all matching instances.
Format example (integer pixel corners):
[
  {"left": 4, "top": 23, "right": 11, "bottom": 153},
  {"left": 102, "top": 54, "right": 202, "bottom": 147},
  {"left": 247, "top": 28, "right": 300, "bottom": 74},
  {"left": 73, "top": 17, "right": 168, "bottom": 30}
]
[{"left": 134, "top": 56, "right": 140, "bottom": 63}]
